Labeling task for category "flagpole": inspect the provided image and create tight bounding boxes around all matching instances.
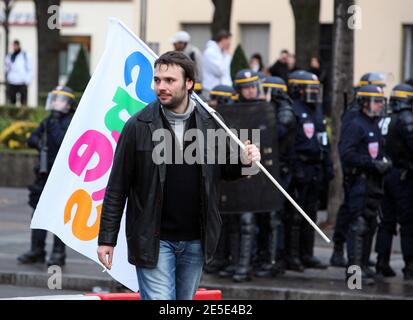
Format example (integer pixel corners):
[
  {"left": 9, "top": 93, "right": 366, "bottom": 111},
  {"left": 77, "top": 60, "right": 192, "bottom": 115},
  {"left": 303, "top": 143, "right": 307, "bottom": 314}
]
[
  {"left": 194, "top": 95, "right": 331, "bottom": 244},
  {"left": 112, "top": 17, "right": 330, "bottom": 243}
]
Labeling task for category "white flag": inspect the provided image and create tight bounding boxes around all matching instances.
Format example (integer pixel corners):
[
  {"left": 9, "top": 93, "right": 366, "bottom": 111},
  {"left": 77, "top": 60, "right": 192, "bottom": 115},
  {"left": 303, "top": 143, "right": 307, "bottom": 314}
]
[{"left": 31, "top": 18, "right": 160, "bottom": 292}]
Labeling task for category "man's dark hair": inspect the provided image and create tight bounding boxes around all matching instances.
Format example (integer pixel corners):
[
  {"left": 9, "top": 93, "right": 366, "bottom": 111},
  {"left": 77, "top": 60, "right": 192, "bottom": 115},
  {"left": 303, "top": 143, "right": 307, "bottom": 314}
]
[
  {"left": 13, "top": 40, "right": 20, "bottom": 46},
  {"left": 154, "top": 51, "right": 195, "bottom": 93},
  {"left": 214, "top": 30, "right": 232, "bottom": 42},
  {"left": 281, "top": 49, "right": 289, "bottom": 55}
]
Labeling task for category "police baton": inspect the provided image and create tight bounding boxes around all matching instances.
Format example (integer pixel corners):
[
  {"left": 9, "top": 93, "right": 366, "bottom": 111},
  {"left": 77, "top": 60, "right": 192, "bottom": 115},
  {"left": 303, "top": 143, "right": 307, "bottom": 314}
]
[{"left": 193, "top": 94, "right": 331, "bottom": 244}]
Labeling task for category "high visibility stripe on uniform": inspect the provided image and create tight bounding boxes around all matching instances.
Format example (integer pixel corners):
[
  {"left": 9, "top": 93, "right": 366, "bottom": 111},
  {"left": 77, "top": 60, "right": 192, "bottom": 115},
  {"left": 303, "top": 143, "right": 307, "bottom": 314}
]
[
  {"left": 234, "top": 76, "right": 259, "bottom": 84},
  {"left": 356, "top": 91, "right": 385, "bottom": 97},
  {"left": 209, "top": 91, "right": 233, "bottom": 97},
  {"left": 392, "top": 90, "right": 413, "bottom": 98},
  {"left": 262, "top": 83, "right": 288, "bottom": 91},
  {"left": 358, "top": 80, "right": 386, "bottom": 86},
  {"left": 288, "top": 79, "right": 320, "bottom": 85},
  {"left": 51, "top": 90, "right": 76, "bottom": 99}
]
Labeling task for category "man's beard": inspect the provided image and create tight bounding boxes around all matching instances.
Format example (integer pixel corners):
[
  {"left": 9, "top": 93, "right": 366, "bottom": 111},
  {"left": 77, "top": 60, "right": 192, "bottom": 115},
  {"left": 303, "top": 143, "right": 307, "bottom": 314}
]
[{"left": 158, "top": 85, "right": 188, "bottom": 110}]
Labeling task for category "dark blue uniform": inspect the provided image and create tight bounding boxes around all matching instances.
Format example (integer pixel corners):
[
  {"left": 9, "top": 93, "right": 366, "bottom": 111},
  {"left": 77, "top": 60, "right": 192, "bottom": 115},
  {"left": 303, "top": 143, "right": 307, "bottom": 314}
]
[
  {"left": 332, "top": 80, "right": 386, "bottom": 261},
  {"left": 286, "top": 99, "right": 331, "bottom": 269},
  {"left": 257, "top": 97, "right": 297, "bottom": 276},
  {"left": 28, "top": 112, "right": 74, "bottom": 174},
  {"left": 333, "top": 100, "right": 365, "bottom": 247},
  {"left": 24, "top": 111, "right": 73, "bottom": 263},
  {"left": 375, "top": 109, "right": 413, "bottom": 278},
  {"left": 340, "top": 110, "right": 385, "bottom": 273}
]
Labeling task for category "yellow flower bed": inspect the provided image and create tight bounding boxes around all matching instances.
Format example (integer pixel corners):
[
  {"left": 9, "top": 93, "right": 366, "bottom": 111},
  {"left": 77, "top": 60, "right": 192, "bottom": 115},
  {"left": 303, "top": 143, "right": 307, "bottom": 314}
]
[{"left": 0, "top": 121, "right": 38, "bottom": 149}]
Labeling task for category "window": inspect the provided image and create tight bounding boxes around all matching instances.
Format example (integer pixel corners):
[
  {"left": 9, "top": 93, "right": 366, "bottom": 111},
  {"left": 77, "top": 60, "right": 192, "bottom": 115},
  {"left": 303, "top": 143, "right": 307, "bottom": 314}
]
[
  {"left": 403, "top": 25, "right": 413, "bottom": 81},
  {"left": 181, "top": 23, "right": 211, "bottom": 53},
  {"left": 59, "top": 36, "right": 91, "bottom": 85},
  {"left": 240, "top": 24, "right": 270, "bottom": 66}
]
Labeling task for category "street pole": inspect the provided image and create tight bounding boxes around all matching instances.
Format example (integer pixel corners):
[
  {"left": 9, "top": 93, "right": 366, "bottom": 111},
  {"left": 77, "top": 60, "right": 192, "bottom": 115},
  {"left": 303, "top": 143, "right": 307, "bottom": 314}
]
[{"left": 140, "top": 0, "right": 147, "bottom": 42}]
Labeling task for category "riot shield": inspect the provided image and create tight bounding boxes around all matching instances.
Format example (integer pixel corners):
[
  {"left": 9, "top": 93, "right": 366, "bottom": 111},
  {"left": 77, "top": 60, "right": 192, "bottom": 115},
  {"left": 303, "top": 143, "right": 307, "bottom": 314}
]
[{"left": 216, "top": 101, "right": 280, "bottom": 213}]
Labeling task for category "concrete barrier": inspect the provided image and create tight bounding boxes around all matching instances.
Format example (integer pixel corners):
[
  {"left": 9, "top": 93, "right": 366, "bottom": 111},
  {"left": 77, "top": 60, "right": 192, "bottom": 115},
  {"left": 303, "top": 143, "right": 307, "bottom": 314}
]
[{"left": 0, "top": 151, "right": 37, "bottom": 188}]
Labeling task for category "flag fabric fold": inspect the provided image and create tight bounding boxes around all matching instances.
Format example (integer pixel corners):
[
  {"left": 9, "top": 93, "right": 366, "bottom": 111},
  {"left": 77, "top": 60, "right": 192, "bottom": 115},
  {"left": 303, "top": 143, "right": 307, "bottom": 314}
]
[{"left": 31, "top": 18, "right": 161, "bottom": 292}]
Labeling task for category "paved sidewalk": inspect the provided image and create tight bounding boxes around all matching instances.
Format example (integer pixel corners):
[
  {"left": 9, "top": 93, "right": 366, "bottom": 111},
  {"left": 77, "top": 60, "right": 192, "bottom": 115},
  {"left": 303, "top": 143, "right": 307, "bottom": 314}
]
[{"left": 1, "top": 187, "right": 413, "bottom": 300}]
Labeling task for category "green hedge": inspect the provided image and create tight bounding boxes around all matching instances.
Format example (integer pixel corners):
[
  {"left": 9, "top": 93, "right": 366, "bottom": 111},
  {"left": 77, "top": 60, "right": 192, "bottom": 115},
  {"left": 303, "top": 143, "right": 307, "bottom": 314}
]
[{"left": 0, "top": 105, "right": 48, "bottom": 132}]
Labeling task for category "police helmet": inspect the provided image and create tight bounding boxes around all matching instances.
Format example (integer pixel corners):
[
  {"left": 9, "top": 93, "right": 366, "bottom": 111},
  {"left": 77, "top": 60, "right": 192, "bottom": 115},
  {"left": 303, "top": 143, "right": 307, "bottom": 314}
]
[
  {"left": 234, "top": 69, "right": 261, "bottom": 88},
  {"left": 209, "top": 84, "right": 237, "bottom": 105},
  {"left": 288, "top": 70, "right": 321, "bottom": 104},
  {"left": 194, "top": 80, "right": 203, "bottom": 95},
  {"left": 233, "top": 69, "right": 262, "bottom": 101},
  {"left": 356, "top": 84, "right": 387, "bottom": 117},
  {"left": 389, "top": 83, "right": 413, "bottom": 112},
  {"left": 45, "top": 86, "right": 76, "bottom": 113},
  {"left": 262, "top": 76, "right": 288, "bottom": 99},
  {"left": 357, "top": 72, "right": 387, "bottom": 88}
]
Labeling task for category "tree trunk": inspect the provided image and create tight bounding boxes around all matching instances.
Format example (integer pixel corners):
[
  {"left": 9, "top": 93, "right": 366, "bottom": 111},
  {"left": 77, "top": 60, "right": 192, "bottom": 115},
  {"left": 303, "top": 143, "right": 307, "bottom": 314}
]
[
  {"left": 326, "top": 0, "right": 355, "bottom": 226},
  {"left": 290, "top": 0, "right": 320, "bottom": 70},
  {"left": 3, "top": 0, "right": 14, "bottom": 103},
  {"left": 3, "top": 0, "right": 13, "bottom": 60},
  {"left": 34, "top": 0, "right": 61, "bottom": 103},
  {"left": 211, "top": 0, "right": 232, "bottom": 39}
]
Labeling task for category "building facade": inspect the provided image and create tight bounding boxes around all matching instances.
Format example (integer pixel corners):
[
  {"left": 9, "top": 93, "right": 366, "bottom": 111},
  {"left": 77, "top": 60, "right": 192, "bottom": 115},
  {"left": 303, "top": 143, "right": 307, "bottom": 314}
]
[{"left": 1, "top": 0, "right": 413, "bottom": 106}]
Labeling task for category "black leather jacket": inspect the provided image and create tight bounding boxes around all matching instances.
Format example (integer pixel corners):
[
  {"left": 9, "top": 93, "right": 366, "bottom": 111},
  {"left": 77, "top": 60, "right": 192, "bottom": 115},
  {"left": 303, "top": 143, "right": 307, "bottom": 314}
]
[{"left": 98, "top": 101, "right": 245, "bottom": 268}]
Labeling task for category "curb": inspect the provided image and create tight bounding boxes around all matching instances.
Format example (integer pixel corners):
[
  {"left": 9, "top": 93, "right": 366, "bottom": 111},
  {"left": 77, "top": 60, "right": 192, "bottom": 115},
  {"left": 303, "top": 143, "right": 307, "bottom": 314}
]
[
  {"left": 0, "top": 270, "right": 119, "bottom": 292},
  {"left": 1, "top": 270, "right": 411, "bottom": 300}
]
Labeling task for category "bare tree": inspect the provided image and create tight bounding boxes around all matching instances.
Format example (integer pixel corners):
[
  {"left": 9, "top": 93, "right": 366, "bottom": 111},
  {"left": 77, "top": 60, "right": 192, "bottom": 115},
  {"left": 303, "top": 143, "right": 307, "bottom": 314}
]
[
  {"left": 34, "top": 0, "right": 61, "bottom": 103},
  {"left": 2, "top": 0, "right": 14, "bottom": 60},
  {"left": 211, "top": 0, "right": 232, "bottom": 39},
  {"left": 326, "top": 0, "right": 355, "bottom": 225},
  {"left": 2, "top": 0, "right": 14, "bottom": 103},
  {"left": 290, "top": 0, "right": 320, "bottom": 70}
]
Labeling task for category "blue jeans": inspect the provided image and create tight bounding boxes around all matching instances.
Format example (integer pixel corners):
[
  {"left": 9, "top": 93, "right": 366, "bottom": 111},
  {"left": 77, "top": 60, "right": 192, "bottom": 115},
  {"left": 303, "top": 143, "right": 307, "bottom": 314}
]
[{"left": 136, "top": 240, "right": 204, "bottom": 300}]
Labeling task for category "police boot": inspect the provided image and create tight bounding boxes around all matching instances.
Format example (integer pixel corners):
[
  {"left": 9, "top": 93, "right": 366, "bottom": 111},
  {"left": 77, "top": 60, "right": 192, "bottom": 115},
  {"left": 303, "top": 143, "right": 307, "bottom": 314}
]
[
  {"left": 347, "top": 218, "right": 375, "bottom": 286},
  {"left": 363, "top": 223, "right": 378, "bottom": 278},
  {"left": 47, "top": 236, "right": 66, "bottom": 267},
  {"left": 301, "top": 226, "right": 327, "bottom": 269},
  {"left": 286, "top": 225, "right": 304, "bottom": 272},
  {"left": 255, "top": 213, "right": 278, "bottom": 278},
  {"left": 330, "top": 241, "right": 347, "bottom": 267},
  {"left": 204, "top": 232, "right": 229, "bottom": 274},
  {"left": 233, "top": 214, "right": 254, "bottom": 282},
  {"left": 272, "top": 251, "right": 287, "bottom": 276},
  {"left": 376, "top": 254, "right": 396, "bottom": 277},
  {"left": 219, "top": 231, "right": 239, "bottom": 278},
  {"left": 403, "top": 259, "right": 413, "bottom": 280},
  {"left": 400, "top": 224, "right": 413, "bottom": 280},
  {"left": 17, "top": 229, "right": 47, "bottom": 264}
]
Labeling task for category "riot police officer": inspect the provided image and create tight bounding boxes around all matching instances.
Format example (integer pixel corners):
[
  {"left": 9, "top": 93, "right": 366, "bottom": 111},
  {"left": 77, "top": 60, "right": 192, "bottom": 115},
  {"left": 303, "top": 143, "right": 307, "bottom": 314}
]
[
  {"left": 17, "top": 86, "right": 76, "bottom": 267},
  {"left": 286, "top": 70, "right": 331, "bottom": 271},
  {"left": 203, "top": 84, "right": 239, "bottom": 276},
  {"left": 194, "top": 79, "right": 207, "bottom": 100},
  {"left": 375, "top": 84, "right": 413, "bottom": 279},
  {"left": 207, "top": 84, "right": 237, "bottom": 110},
  {"left": 254, "top": 76, "right": 297, "bottom": 277},
  {"left": 340, "top": 84, "right": 391, "bottom": 285},
  {"left": 331, "top": 72, "right": 387, "bottom": 267},
  {"left": 230, "top": 69, "right": 263, "bottom": 282}
]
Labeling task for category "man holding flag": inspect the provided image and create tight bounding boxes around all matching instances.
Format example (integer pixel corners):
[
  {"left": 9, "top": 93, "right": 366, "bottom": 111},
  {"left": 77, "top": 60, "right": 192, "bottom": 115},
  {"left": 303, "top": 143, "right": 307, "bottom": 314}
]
[{"left": 97, "top": 51, "right": 261, "bottom": 300}]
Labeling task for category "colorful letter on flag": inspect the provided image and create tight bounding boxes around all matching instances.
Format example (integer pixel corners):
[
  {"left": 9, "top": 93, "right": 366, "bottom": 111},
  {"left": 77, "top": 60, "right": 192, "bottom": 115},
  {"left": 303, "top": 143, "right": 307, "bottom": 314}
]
[{"left": 31, "top": 18, "right": 159, "bottom": 292}]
